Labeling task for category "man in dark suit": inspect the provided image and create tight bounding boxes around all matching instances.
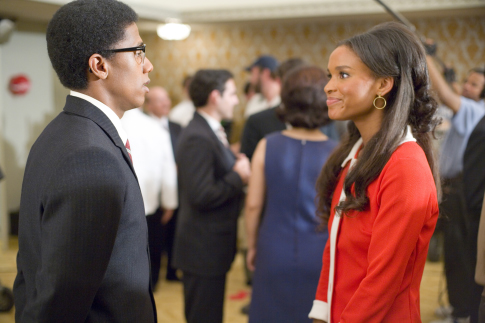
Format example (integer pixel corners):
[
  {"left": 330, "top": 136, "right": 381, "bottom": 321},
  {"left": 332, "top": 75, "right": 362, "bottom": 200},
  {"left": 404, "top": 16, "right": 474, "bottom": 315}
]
[
  {"left": 173, "top": 69, "right": 251, "bottom": 323},
  {"left": 13, "top": 1, "right": 157, "bottom": 322},
  {"left": 463, "top": 75, "right": 485, "bottom": 323}
]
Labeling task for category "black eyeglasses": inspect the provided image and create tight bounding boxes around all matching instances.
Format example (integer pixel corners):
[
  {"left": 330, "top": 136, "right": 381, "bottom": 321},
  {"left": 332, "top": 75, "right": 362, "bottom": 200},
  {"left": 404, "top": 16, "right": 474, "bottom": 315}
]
[{"left": 101, "top": 44, "right": 146, "bottom": 65}]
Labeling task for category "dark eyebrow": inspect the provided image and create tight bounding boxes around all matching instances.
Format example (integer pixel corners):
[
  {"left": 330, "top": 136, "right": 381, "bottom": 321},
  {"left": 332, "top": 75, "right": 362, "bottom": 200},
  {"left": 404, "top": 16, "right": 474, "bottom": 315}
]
[{"left": 336, "top": 65, "right": 352, "bottom": 70}]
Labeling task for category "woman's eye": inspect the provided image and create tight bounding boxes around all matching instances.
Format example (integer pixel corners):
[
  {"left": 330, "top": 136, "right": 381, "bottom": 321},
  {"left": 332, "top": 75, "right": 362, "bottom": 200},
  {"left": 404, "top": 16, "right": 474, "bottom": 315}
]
[
  {"left": 327, "top": 73, "right": 332, "bottom": 79},
  {"left": 340, "top": 72, "right": 349, "bottom": 79},
  {"left": 135, "top": 50, "right": 142, "bottom": 56}
]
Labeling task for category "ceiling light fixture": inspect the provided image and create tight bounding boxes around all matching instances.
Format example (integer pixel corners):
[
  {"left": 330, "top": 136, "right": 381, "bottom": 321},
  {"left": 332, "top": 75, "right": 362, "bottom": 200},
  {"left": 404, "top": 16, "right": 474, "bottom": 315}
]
[{"left": 157, "top": 21, "right": 191, "bottom": 41}]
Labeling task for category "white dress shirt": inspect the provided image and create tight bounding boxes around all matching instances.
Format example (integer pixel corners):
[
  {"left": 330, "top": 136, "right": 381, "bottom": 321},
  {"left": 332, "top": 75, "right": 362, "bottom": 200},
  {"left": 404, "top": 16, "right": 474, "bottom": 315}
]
[
  {"left": 168, "top": 99, "right": 196, "bottom": 127},
  {"left": 121, "top": 108, "right": 178, "bottom": 215},
  {"left": 70, "top": 91, "right": 128, "bottom": 145},
  {"left": 151, "top": 114, "right": 179, "bottom": 206},
  {"left": 198, "top": 110, "right": 229, "bottom": 147}
]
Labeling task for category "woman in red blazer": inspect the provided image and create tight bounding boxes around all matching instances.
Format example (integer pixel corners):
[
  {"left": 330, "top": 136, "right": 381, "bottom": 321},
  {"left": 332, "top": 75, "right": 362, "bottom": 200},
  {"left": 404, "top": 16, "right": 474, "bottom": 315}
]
[{"left": 308, "top": 22, "right": 441, "bottom": 323}]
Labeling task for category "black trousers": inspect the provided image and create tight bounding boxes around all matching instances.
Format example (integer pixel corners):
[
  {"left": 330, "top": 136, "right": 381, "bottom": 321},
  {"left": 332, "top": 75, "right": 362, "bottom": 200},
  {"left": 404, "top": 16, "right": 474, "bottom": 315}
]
[
  {"left": 480, "top": 288, "right": 485, "bottom": 323},
  {"left": 441, "top": 175, "right": 477, "bottom": 319},
  {"left": 182, "top": 272, "right": 226, "bottom": 323},
  {"left": 146, "top": 208, "right": 164, "bottom": 287},
  {"left": 162, "top": 211, "right": 178, "bottom": 279},
  {"left": 467, "top": 214, "right": 484, "bottom": 323}
]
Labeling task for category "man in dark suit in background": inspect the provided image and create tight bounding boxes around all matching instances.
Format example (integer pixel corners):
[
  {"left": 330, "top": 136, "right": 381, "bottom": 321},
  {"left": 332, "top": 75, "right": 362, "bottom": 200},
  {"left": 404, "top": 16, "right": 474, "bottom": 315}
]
[
  {"left": 173, "top": 69, "right": 251, "bottom": 323},
  {"left": 13, "top": 1, "right": 157, "bottom": 322},
  {"left": 462, "top": 70, "right": 485, "bottom": 323}
]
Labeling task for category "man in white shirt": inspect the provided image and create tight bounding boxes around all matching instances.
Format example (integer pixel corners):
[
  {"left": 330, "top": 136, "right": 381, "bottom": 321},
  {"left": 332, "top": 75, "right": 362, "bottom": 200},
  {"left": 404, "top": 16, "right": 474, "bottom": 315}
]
[
  {"left": 121, "top": 97, "right": 178, "bottom": 287},
  {"left": 144, "top": 86, "right": 183, "bottom": 282},
  {"left": 169, "top": 75, "right": 196, "bottom": 127},
  {"left": 13, "top": 0, "right": 157, "bottom": 321},
  {"left": 244, "top": 55, "right": 281, "bottom": 118}
]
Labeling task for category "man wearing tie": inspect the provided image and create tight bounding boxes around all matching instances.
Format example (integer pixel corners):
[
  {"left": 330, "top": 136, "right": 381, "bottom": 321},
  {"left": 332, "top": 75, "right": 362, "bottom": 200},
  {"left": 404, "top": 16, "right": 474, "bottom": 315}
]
[
  {"left": 13, "top": 0, "right": 157, "bottom": 321},
  {"left": 173, "top": 69, "right": 251, "bottom": 323}
]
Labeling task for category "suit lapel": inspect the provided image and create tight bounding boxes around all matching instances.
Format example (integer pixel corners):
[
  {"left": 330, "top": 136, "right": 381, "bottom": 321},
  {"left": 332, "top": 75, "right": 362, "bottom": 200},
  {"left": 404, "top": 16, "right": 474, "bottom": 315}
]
[
  {"left": 168, "top": 121, "right": 180, "bottom": 155},
  {"left": 63, "top": 95, "right": 137, "bottom": 177},
  {"left": 193, "top": 112, "right": 236, "bottom": 169}
]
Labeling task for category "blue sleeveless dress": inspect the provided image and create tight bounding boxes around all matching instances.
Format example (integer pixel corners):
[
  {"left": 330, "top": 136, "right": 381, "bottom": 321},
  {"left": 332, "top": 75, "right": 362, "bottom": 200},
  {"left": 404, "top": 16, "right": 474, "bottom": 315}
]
[{"left": 248, "top": 132, "right": 337, "bottom": 323}]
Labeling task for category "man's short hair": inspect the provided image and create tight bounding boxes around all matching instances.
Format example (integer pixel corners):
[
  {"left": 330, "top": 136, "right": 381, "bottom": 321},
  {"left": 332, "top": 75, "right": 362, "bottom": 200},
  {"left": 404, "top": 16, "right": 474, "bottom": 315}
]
[
  {"left": 189, "top": 69, "right": 233, "bottom": 108},
  {"left": 46, "top": 0, "right": 138, "bottom": 90}
]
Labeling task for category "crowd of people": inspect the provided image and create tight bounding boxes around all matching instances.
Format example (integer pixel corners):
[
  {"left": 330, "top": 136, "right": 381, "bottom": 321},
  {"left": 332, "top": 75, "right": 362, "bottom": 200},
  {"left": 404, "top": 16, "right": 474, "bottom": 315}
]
[{"left": 11, "top": 0, "right": 485, "bottom": 322}]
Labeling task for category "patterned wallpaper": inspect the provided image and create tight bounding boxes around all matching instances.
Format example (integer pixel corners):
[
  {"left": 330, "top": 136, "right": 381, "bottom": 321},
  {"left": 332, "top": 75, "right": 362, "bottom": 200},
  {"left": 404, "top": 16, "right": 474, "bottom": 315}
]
[{"left": 141, "top": 15, "right": 485, "bottom": 140}]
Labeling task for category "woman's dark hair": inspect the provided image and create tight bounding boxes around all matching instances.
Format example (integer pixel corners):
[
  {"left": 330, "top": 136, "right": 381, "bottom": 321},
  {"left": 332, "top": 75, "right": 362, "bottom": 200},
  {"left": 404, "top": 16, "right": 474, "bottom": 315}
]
[
  {"left": 46, "top": 0, "right": 138, "bottom": 90},
  {"left": 276, "top": 58, "right": 306, "bottom": 80},
  {"left": 316, "top": 21, "right": 441, "bottom": 221},
  {"left": 277, "top": 65, "right": 331, "bottom": 129},
  {"left": 189, "top": 69, "right": 234, "bottom": 108}
]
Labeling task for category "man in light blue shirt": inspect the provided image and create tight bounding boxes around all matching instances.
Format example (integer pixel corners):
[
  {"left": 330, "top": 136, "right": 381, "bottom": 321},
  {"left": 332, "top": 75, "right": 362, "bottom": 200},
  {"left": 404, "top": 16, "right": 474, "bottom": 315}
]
[{"left": 427, "top": 53, "right": 485, "bottom": 323}]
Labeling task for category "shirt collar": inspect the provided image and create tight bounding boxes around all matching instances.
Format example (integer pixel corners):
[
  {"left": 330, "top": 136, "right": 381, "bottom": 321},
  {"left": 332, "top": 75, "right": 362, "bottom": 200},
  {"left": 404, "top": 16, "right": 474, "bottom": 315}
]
[
  {"left": 198, "top": 110, "right": 222, "bottom": 133},
  {"left": 341, "top": 125, "right": 416, "bottom": 168},
  {"left": 70, "top": 90, "right": 128, "bottom": 145},
  {"left": 268, "top": 95, "right": 281, "bottom": 108},
  {"left": 150, "top": 113, "right": 169, "bottom": 129}
]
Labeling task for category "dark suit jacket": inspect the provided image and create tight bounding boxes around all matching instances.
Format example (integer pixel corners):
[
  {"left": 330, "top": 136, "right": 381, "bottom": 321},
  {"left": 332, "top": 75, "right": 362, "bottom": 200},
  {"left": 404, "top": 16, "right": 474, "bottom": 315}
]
[
  {"left": 168, "top": 120, "right": 182, "bottom": 153},
  {"left": 173, "top": 112, "right": 244, "bottom": 276},
  {"left": 464, "top": 114, "right": 485, "bottom": 219},
  {"left": 13, "top": 96, "right": 156, "bottom": 323}
]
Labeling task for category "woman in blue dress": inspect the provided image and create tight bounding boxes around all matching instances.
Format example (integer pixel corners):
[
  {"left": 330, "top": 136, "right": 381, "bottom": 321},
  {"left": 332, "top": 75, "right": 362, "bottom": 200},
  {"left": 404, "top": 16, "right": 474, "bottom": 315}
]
[{"left": 245, "top": 65, "right": 338, "bottom": 323}]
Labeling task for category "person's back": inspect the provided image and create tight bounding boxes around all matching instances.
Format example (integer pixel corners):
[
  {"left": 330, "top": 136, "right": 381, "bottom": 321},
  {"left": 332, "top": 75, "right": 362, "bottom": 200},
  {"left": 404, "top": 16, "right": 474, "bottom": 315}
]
[
  {"left": 249, "top": 132, "right": 336, "bottom": 322},
  {"left": 245, "top": 66, "right": 336, "bottom": 322}
]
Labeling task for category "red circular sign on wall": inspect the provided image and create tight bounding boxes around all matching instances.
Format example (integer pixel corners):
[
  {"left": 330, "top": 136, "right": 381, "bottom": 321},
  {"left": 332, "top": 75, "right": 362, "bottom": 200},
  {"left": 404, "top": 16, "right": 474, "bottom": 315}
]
[{"left": 9, "top": 74, "right": 31, "bottom": 95}]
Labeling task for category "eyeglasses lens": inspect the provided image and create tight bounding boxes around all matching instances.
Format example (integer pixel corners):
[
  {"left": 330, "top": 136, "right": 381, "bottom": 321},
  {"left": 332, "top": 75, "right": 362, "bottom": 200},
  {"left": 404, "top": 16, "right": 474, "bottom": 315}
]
[{"left": 135, "top": 51, "right": 145, "bottom": 65}]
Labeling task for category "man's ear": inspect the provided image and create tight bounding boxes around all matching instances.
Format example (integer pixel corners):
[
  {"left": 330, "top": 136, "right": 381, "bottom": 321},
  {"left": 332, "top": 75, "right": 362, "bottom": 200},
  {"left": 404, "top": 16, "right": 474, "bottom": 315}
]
[
  {"left": 87, "top": 54, "right": 109, "bottom": 80},
  {"left": 378, "top": 76, "right": 394, "bottom": 97},
  {"left": 207, "top": 89, "right": 221, "bottom": 105}
]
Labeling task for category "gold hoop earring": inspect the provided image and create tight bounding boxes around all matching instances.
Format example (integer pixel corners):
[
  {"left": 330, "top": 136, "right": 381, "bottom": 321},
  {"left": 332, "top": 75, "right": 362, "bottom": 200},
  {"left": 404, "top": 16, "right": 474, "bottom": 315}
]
[{"left": 373, "top": 94, "right": 386, "bottom": 110}]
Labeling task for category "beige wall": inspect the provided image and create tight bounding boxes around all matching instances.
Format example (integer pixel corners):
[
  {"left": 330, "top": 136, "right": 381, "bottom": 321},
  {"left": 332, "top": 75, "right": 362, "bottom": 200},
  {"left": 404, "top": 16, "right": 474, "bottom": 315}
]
[{"left": 142, "top": 15, "right": 485, "bottom": 140}]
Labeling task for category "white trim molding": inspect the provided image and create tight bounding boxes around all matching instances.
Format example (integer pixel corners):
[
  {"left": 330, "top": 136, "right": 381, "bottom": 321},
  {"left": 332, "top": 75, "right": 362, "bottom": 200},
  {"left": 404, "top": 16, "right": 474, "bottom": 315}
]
[{"left": 181, "top": 0, "right": 485, "bottom": 23}]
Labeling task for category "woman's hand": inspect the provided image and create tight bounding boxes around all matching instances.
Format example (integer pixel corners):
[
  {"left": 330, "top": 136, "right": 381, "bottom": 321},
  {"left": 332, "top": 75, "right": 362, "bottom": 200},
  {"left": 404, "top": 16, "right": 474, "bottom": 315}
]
[{"left": 246, "top": 247, "right": 257, "bottom": 271}]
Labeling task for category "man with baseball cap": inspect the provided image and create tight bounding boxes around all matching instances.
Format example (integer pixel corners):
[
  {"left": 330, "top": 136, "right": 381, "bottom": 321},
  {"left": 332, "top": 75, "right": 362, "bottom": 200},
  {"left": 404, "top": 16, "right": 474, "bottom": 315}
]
[{"left": 244, "top": 55, "right": 280, "bottom": 118}]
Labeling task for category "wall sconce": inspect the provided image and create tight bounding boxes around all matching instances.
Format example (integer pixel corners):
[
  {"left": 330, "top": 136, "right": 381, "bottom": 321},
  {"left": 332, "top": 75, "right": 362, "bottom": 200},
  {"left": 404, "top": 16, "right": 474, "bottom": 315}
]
[{"left": 157, "top": 22, "right": 191, "bottom": 41}]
